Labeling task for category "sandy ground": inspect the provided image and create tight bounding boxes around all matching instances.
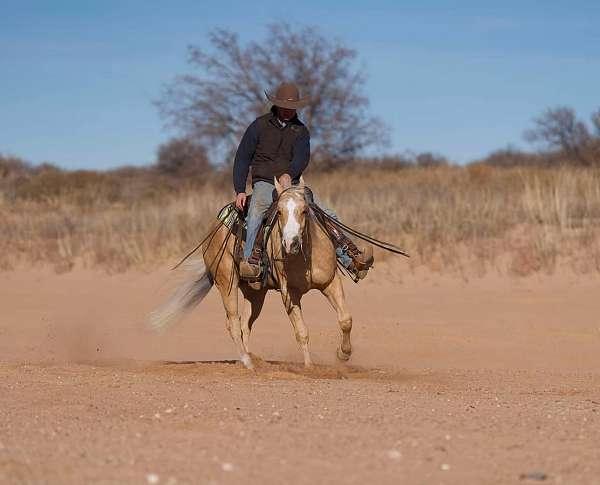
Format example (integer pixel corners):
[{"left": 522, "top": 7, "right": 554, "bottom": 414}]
[{"left": 1, "top": 264, "right": 600, "bottom": 484}]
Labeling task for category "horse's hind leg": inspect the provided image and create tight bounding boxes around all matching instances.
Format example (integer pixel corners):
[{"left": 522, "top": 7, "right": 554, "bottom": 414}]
[
  {"left": 321, "top": 274, "right": 352, "bottom": 361},
  {"left": 240, "top": 285, "right": 267, "bottom": 354},
  {"left": 216, "top": 283, "right": 254, "bottom": 369},
  {"left": 281, "top": 287, "right": 312, "bottom": 367}
]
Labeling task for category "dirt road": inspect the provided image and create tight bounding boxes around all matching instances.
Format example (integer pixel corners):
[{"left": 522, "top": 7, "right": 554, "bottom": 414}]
[{"left": 1, "top": 266, "right": 600, "bottom": 484}]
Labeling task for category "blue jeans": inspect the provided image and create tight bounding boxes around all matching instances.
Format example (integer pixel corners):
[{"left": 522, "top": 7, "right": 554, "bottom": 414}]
[{"left": 243, "top": 181, "right": 352, "bottom": 268}]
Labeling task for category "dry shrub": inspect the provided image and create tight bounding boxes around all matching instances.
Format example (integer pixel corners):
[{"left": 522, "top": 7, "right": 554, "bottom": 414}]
[{"left": 1, "top": 165, "right": 599, "bottom": 275}]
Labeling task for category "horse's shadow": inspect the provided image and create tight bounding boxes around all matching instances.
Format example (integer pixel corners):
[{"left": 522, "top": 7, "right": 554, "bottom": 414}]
[{"left": 161, "top": 356, "right": 420, "bottom": 382}]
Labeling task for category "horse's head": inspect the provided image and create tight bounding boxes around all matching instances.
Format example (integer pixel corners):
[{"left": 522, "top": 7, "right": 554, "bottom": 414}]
[{"left": 274, "top": 176, "right": 308, "bottom": 256}]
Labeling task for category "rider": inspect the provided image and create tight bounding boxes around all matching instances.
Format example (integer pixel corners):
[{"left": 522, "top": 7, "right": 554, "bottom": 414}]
[{"left": 233, "top": 82, "right": 373, "bottom": 280}]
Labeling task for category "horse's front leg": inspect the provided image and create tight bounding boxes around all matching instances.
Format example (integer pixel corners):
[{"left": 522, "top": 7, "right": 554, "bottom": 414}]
[
  {"left": 216, "top": 282, "right": 254, "bottom": 370},
  {"left": 281, "top": 287, "right": 312, "bottom": 367},
  {"left": 321, "top": 274, "right": 352, "bottom": 361}
]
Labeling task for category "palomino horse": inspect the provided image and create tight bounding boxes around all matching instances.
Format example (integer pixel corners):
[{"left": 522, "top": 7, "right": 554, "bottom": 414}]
[{"left": 149, "top": 177, "right": 352, "bottom": 369}]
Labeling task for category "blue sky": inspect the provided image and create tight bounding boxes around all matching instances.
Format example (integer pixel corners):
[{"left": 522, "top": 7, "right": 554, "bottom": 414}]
[{"left": 1, "top": 0, "right": 599, "bottom": 169}]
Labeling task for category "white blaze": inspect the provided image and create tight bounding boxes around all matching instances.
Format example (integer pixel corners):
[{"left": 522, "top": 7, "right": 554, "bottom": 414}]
[{"left": 282, "top": 199, "right": 300, "bottom": 250}]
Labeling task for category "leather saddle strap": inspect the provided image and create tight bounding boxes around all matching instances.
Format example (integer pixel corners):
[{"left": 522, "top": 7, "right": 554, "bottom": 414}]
[
  {"left": 310, "top": 204, "right": 409, "bottom": 258},
  {"left": 317, "top": 213, "right": 367, "bottom": 267}
]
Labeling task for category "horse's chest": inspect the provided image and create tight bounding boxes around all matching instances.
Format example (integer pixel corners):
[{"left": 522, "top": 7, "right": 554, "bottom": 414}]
[
  {"left": 271, "top": 257, "right": 334, "bottom": 292},
  {"left": 275, "top": 258, "right": 312, "bottom": 290}
]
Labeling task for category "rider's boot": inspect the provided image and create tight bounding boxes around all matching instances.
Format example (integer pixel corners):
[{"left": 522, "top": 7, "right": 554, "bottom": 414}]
[
  {"left": 239, "top": 258, "right": 261, "bottom": 280},
  {"left": 353, "top": 244, "right": 374, "bottom": 280},
  {"left": 239, "top": 231, "right": 264, "bottom": 281}
]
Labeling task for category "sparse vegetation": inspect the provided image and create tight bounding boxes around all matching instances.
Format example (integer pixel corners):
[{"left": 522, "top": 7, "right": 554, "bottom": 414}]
[{"left": 1, "top": 155, "right": 599, "bottom": 276}]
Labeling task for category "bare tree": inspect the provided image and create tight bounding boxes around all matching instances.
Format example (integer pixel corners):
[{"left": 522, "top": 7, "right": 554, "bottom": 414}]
[
  {"left": 524, "top": 106, "right": 598, "bottom": 165},
  {"left": 588, "top": 109, "right": 600, "bottom": 162},
  {"left": 156, "top": 137, "right": 211, "bottom": 177},
  {"left": 0, "top": 154, "right": 31, "bottom": 180},
  {"left": 157, "top": 23, "right": 388, "bottom": 168}
]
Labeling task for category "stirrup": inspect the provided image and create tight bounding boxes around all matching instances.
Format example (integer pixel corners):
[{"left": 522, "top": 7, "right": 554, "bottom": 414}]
[
  {"left": 355, "top": 245, "right": 374, "bottom": 268},
  {"left": 345, "top": 246, "right": 374, "bottom": 282}
]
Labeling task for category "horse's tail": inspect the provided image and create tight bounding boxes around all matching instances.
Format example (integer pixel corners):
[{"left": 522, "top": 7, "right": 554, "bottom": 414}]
[{"left": 147, "top": 259, "right": 214, "bottom": 332}]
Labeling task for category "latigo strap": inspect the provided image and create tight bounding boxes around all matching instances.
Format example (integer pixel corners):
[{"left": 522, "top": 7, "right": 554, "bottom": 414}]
[{"left": 309, "top": 204, "right": 410, "bottom": 258}]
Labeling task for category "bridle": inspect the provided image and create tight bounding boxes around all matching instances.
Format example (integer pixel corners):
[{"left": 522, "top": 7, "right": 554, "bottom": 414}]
[{"left": 272, "top": 185, "right": 310, "bottom": 263}]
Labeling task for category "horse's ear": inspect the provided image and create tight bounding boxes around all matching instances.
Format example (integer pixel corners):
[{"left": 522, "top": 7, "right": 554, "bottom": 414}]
[
  {"left": 298, "top": 176, "right": 305, "bottom": 188},
  {"left": 274, "top": 176, "right": 284, "bottom": 195}
]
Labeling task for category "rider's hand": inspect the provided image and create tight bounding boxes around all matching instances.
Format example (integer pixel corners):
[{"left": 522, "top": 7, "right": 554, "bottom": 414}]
[
  {"left": 279, "top": 173, "right": 292, "bottom": 188},
  {"left": 235, "top": 192, "right": 247, "bottom": 210}
]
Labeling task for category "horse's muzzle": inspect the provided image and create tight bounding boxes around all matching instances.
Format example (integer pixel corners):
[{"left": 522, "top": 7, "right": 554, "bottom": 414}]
[{"left": 283, "top": 236, "right": 301, "bottom": 255}]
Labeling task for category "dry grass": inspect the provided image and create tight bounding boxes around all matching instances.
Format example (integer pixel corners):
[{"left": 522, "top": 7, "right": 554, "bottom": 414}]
[{"left": 1, "top": 165, "right": 600, "bottom": 276}]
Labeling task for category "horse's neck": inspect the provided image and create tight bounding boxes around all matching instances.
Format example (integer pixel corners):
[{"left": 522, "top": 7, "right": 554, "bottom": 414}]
[{"left": 307, "top": 215, "right": 334, "bottom": 252}]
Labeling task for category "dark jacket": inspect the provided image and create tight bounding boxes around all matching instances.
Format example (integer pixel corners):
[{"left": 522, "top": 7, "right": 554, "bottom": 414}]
[{"left": 233, "top": 107, "right": 310, "bottom": 194}]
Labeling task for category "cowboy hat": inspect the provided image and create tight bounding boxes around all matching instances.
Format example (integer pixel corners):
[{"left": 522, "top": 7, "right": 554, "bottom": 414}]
[{"left": 265, "top": 82, "right": 310, "bottom": 109}]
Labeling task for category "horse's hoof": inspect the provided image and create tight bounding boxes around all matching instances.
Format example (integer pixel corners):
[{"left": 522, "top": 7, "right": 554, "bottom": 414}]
[
  {"left": 240, "top": 354, "right": 254, "bottom": 370},
  {"left": 337, "top": 347, "right": 351, "bottom": 361}
]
